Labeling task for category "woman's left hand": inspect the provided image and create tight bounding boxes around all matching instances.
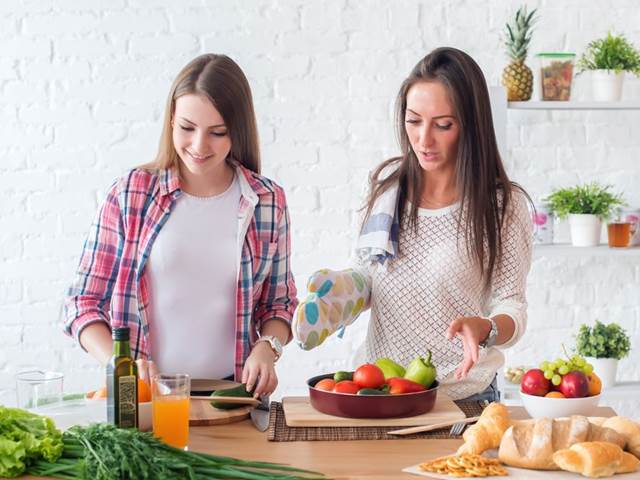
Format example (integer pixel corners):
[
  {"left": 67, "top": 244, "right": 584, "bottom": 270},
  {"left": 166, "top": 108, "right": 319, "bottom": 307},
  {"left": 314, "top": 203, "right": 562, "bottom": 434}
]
[
  {"left": 446, "top": 316, "right": 492, "bottom": 380},
  {"left": 242, "top": 342, "right": 278, "bottom": 397}
]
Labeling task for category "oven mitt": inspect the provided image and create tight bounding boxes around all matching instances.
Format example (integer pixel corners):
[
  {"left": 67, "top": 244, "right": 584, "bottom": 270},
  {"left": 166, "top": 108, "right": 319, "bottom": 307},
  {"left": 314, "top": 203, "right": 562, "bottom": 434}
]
[{"left": 293, "top": 268, "right": 371, "bottom": 350}]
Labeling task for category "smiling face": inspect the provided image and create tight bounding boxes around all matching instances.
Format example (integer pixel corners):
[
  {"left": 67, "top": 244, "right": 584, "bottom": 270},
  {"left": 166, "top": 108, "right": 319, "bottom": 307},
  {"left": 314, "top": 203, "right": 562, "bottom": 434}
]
[
  {"left": 404, "top": 81, "right": 460, "bottom": 175},
  {"left": 172, "top": 93, "right": 232, "bottom": 181}
]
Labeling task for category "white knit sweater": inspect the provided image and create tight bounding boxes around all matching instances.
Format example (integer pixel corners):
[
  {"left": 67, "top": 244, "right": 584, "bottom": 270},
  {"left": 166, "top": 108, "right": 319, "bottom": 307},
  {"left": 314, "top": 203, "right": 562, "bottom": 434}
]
[{"left": 358, "top": 192, "right": 533, "bottom": 400}]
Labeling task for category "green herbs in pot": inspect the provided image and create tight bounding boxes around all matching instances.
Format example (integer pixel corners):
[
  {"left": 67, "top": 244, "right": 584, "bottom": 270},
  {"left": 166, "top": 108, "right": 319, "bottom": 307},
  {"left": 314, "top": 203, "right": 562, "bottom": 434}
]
[
  {"left": 577, "top": 32, "right": 640, "bottom": 75},
  {"left": 544, "top": 182, "right": 624, "bottom": 220},
  {"left": 576, "top": 320, "right": 631, "bottom": 360}
]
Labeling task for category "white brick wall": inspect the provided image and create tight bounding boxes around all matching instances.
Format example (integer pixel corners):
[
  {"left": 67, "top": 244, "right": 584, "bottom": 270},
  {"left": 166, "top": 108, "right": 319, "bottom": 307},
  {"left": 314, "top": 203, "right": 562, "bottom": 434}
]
[{"left": 1, "top": 0, "right": 639, "bottom": 416}]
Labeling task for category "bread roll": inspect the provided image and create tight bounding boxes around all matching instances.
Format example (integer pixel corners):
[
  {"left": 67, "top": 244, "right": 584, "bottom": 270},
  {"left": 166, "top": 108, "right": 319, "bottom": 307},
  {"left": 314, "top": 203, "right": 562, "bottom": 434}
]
[
  {"left": 498, "top": 415, "right": 626, "bottom": 470},
  {"left": 552, "top": 441, "right": 640, "bottom": 477},
  {"left": 456, "top": 402, "right": 510, "bottom": 455},
  {"left": 599, "top": 416, "right": 640, "bottom": 458}
]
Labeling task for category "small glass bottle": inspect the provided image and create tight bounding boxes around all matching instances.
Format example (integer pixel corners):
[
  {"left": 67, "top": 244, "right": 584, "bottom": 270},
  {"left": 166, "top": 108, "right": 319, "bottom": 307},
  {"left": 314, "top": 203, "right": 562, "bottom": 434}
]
[{"left": 106, "top": 327, "right": 138, "bottom": 428}]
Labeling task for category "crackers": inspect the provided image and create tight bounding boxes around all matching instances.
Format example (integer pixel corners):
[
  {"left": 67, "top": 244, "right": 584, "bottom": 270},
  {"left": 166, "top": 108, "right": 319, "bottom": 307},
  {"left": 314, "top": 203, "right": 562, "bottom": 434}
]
[{"left": 419, "top": 454, "right": 508, "bottom": 477}]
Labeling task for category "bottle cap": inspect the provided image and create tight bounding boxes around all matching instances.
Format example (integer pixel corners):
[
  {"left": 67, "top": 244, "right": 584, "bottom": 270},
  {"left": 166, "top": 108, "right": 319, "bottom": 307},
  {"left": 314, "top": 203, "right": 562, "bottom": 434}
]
[{"left": 112, "top": 327, "right": 130, "bottom": 341}]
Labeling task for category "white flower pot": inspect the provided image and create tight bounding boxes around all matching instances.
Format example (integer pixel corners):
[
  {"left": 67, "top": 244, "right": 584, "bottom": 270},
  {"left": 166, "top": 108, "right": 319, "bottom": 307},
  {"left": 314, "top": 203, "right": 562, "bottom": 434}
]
[
  {"left": 585, "top": 356, "right": 618, "bottom": 389},
  {"left": 591, "top": 70, "right": 624, "bottom": 102},
  {"left": 568, "top": 214, "right": 601, "bottom": 246}
]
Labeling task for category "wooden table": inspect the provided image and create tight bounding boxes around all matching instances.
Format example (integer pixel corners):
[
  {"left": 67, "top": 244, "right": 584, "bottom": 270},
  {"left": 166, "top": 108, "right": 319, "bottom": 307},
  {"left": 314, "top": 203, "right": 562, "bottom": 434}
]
[
  {"left": 187, "top": 406, "right": 616, "bottom": 480},
  {"left": 27, "top": 405, "right": 616, "bottom": 480}
]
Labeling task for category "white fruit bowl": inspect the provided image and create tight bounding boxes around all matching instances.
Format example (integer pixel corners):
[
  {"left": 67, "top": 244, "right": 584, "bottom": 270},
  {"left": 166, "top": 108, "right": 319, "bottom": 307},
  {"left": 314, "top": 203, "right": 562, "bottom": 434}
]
[{"left": 520, "top": 391, "right": 601, "bottom": 418}]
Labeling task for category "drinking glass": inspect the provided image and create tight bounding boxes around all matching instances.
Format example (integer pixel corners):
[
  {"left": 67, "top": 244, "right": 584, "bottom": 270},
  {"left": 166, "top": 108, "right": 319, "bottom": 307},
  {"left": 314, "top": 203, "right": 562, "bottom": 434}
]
[
  {"left": 15, "top": 370, "right": 64, "bottom": 410},
  {"left": 151, "top": 373, "right": 190, "bottom": 450},
  {"left": 607, "top": 221, "right": 632, "bottom": 248}
]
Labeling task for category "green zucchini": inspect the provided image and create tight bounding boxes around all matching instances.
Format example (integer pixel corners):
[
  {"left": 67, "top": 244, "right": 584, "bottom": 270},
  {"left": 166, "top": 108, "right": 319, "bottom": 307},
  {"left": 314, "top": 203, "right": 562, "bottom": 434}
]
[
  {"left": 333, "top": 370, "right": 354, "bottom": 382},
  {"left": 210, "top": 384, "right": 253, "bottom": 410},
  {"left": 356, "top": 388, "right": 388, "bottom": 395}
]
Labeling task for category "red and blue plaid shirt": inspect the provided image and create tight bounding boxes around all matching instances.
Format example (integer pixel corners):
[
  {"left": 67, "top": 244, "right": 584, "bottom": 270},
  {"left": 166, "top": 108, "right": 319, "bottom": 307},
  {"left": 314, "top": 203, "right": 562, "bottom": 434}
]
[{"left": 64, "top": 164, "right": 297, "bottom": 380}]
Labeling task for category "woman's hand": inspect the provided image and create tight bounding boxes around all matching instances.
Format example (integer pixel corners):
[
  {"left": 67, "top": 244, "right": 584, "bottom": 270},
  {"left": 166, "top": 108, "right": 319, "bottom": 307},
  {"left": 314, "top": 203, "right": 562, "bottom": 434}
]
[
  {"left": 135, "top": 359, "right": 159, "bottom": 384},
  {"left": 446, "top": 317, "right": 492, "bottom": 380},
  {"left": 242, "top": 342, "right": 278, "bottom": 397}
]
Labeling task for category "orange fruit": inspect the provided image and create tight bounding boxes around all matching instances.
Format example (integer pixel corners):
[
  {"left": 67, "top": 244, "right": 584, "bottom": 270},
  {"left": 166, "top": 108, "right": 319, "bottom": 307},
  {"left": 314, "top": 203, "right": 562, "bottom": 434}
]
[
  {"left": 93, "top": 386, "right": 107, "bottom": 399},
  {"left": 545, "top": 391, "right": 565, "bottom": 398},
  {"left": 138, "top": 378, "right": 152, "bottom": 403},
  {"left": 587, "top": 373, "right": 602, "bottom": 396}
]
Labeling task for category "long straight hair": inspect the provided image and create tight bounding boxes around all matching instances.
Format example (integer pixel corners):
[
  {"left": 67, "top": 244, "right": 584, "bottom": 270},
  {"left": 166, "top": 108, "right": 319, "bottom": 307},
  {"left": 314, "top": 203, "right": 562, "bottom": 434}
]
[
  {"left": 142, "top": 54, "right": 260, "bottom": 174},
  {"left": 363, "top": 47, "right": 529, "bottom": 286}
]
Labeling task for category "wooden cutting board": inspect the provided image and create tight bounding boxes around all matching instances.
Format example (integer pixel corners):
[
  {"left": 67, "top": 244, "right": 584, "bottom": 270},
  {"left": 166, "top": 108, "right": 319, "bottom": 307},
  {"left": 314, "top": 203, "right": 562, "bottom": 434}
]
[
  {"left": 189, "top": 379, "right": 253, "bottom": 426},
  {"left": 282, "top": 393, "right": 466, "bottom": 427}
]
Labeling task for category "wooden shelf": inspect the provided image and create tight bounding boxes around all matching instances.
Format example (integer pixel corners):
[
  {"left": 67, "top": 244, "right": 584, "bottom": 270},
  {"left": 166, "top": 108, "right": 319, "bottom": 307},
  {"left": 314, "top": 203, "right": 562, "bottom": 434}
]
[
  {"left": 533, "top": 244, "right": 640, "bottom": 257},
  {"left": 508, "top": 101, "right": 640, "bottom": 110}
]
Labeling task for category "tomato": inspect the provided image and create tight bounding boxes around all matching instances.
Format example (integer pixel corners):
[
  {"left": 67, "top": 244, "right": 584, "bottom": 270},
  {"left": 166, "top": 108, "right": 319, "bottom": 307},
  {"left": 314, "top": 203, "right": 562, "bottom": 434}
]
[
  {"left": 332, "top": 380, "right": 360, "bottom": 394},
  {"left": 314, "top": 378, "right": 336, "bottom": 391},
  {"left": 353, "top": 363, "right": 385, "bottom": 389}
]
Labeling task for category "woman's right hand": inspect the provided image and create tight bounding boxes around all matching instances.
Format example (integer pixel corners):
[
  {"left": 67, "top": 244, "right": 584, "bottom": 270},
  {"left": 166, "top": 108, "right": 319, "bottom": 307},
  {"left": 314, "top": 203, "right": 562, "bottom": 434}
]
[{"left": 136, "top": 359, "right": 159, "bottom": 384}]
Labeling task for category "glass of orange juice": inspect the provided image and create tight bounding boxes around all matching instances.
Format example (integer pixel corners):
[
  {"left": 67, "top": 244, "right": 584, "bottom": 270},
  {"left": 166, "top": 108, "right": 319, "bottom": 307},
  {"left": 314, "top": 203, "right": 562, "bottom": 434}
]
[{"left": 151, "top": 373, "right": 190, "bottom": 450}]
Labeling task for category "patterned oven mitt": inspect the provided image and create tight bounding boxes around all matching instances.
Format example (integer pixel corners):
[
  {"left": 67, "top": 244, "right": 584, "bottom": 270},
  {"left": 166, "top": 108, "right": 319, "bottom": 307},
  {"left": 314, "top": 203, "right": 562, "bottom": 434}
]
[{"left": 293, "top": 268, "right": 371, "bottom": 350}]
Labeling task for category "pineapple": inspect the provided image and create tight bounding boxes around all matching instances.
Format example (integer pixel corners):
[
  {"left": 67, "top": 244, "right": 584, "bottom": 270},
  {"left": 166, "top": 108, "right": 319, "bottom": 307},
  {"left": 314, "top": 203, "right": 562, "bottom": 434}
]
[{"left": 501, "top": 6, "right": 537, "bottom": 101}]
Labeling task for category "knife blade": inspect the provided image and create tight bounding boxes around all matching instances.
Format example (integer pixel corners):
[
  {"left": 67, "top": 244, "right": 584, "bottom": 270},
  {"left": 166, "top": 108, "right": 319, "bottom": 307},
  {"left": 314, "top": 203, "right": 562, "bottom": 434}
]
[{"left": 250, "top": 396, "right": 270, "bottom": 432}]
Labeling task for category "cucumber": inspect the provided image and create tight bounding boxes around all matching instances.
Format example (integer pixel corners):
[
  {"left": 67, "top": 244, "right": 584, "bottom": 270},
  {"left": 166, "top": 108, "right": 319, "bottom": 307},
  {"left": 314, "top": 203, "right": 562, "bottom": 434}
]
[
  {"left": 333, "top": 370, "right": 353, "bottom": 382},
  {"left": 210, "top": 384, "right": 253, "bottom": 410},
  {"left": 357, "top": 388, "right": 388, "bottom": 395}
]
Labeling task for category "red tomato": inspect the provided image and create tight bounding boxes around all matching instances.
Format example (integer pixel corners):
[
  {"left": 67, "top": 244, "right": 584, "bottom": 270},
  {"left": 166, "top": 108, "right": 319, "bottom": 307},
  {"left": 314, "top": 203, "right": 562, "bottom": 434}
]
[
  {"left": 332, "top": 380, "right": 360, "bottom": 394},
  {"left": 314, "top": 378, "right": 336, "bottom": 391},
  {"left": 353, "top": 364, "right": 385, "bottom": 389}
]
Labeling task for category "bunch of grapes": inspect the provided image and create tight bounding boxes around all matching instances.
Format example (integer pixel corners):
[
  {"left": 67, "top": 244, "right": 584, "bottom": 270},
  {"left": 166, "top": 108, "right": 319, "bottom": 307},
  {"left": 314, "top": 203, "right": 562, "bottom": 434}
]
[{"left": 539, "top": 354, "right": 593, "bottom": 386}]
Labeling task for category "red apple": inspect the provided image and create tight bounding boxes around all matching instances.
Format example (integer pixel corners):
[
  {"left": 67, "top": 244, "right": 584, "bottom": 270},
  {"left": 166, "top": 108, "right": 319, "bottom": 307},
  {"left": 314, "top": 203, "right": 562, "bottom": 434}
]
[
  {"left": 520, "top": 368, "right": 550, "bottom": 397},
  {"left": 559, "top": 371, "right": 589, "bottom": 398}
]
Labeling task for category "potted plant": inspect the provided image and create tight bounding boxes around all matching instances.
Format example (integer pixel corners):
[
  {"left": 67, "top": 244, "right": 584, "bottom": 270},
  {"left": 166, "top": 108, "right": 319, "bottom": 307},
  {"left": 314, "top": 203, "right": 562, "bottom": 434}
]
[
  {"left": 575, "top": 321, "right": 631, "bottom": 388},
  {"left": 577, "top": 32, "right": 640, "bottom": 101},
  {"left": 544, "top": 182, "right": 624, "bottom": 247}
]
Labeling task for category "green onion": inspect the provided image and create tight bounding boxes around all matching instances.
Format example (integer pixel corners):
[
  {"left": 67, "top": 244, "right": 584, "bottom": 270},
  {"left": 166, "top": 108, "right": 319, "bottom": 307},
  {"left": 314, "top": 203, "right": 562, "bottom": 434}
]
[{"left": 26, "top": 423, "right": 325, "bottom": 480}]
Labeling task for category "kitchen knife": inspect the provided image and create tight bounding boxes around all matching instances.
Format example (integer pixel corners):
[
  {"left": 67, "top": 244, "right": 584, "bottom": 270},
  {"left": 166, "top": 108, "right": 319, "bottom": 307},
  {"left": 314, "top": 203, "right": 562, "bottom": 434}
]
[{"left": 250, "top": 396, "right": 270, "bottom": 432}]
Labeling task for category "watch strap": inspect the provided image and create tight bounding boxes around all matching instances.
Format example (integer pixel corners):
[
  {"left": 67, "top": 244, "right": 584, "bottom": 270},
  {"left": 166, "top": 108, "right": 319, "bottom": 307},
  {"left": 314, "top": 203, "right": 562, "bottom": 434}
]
[
  {"left": 256, "top": 335, "right": 282, "bottom": 361},
  {"left": 479, "top": 316, "right": 498, "bottom": 348}
]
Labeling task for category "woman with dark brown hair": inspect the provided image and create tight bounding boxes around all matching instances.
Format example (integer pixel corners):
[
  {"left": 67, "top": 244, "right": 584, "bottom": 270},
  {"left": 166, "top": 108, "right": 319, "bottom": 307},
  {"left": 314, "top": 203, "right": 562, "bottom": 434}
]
[
  {"left": 64, "top": 54, "right": 297, "bottom": 397},
  {"left": 294, "top": 47, "right": 532, "bottom": 401}
]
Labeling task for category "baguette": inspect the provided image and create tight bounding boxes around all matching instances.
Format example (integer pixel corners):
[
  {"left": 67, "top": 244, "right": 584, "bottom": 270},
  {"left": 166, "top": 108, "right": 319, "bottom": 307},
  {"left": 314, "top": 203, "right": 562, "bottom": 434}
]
[
  {"left": 498, "top": 415, "right": 626, "bottom": 470},
  {"left": 456, "top": 402, "right": 510, "bottom": 455},
  {"left": 552, "top": 441, "right": 640, "bottom": 477}
]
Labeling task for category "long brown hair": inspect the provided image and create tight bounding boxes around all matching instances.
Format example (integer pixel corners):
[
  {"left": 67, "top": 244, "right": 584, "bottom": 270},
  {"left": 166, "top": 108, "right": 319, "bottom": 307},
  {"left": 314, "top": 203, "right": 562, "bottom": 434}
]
[
  {"left": 363, "top": 47, "right": 529, "bottom": 286},
  {"left": 142, "top": 53, "right": 260, "bottom": 174}
]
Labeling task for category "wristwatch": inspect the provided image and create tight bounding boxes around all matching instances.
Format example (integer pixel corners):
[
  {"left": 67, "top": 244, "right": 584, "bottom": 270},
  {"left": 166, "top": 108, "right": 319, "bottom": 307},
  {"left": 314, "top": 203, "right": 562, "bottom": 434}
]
[
  {"left": 479, "top": 317, "right": 498, "bottom": 348},
  {"left": 256, "top": 335, "right": 283, "bottom": 362}
]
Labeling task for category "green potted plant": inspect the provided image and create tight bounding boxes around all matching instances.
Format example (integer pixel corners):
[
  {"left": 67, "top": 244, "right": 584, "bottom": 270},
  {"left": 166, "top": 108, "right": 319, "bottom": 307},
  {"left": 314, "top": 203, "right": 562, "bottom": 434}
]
[
  {"left": 577, "top": 32, "right": 640, "bottom": 101},
  {"left": 544, "top": 182, "right": 624, "bottom": 246},
  {"left": 575, "top": 320, "right": 631, "bottom": 388}
]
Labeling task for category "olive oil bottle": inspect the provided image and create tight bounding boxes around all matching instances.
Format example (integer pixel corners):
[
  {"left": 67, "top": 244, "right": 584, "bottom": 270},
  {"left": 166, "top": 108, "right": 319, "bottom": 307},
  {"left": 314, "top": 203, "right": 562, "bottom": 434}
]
[{"left": 106, "top": 327, "right": 138, "bottom": 428}]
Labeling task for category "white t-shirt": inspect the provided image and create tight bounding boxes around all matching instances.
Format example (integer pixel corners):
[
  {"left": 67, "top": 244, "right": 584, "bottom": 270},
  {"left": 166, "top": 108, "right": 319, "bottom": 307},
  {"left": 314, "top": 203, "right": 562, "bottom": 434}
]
[
  {"left": 363, "top": 193, "right": 532, "bottom": 400},
  {"left": 147, "top": 175, "right": 241, "bottom": 379}
]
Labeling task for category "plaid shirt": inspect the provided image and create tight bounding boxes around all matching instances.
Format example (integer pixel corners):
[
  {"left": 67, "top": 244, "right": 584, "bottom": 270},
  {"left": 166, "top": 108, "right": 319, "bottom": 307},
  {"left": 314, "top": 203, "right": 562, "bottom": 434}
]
[{"left": 64, "top": 164, "right": 297, "bottom": 380}]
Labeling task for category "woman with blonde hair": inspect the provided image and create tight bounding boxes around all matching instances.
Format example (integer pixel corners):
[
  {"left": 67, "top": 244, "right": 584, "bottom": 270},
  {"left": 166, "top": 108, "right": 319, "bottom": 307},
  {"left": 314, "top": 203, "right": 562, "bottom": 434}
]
[{"left": 64, "top": 54, "right": 297, "bottom": 396}]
